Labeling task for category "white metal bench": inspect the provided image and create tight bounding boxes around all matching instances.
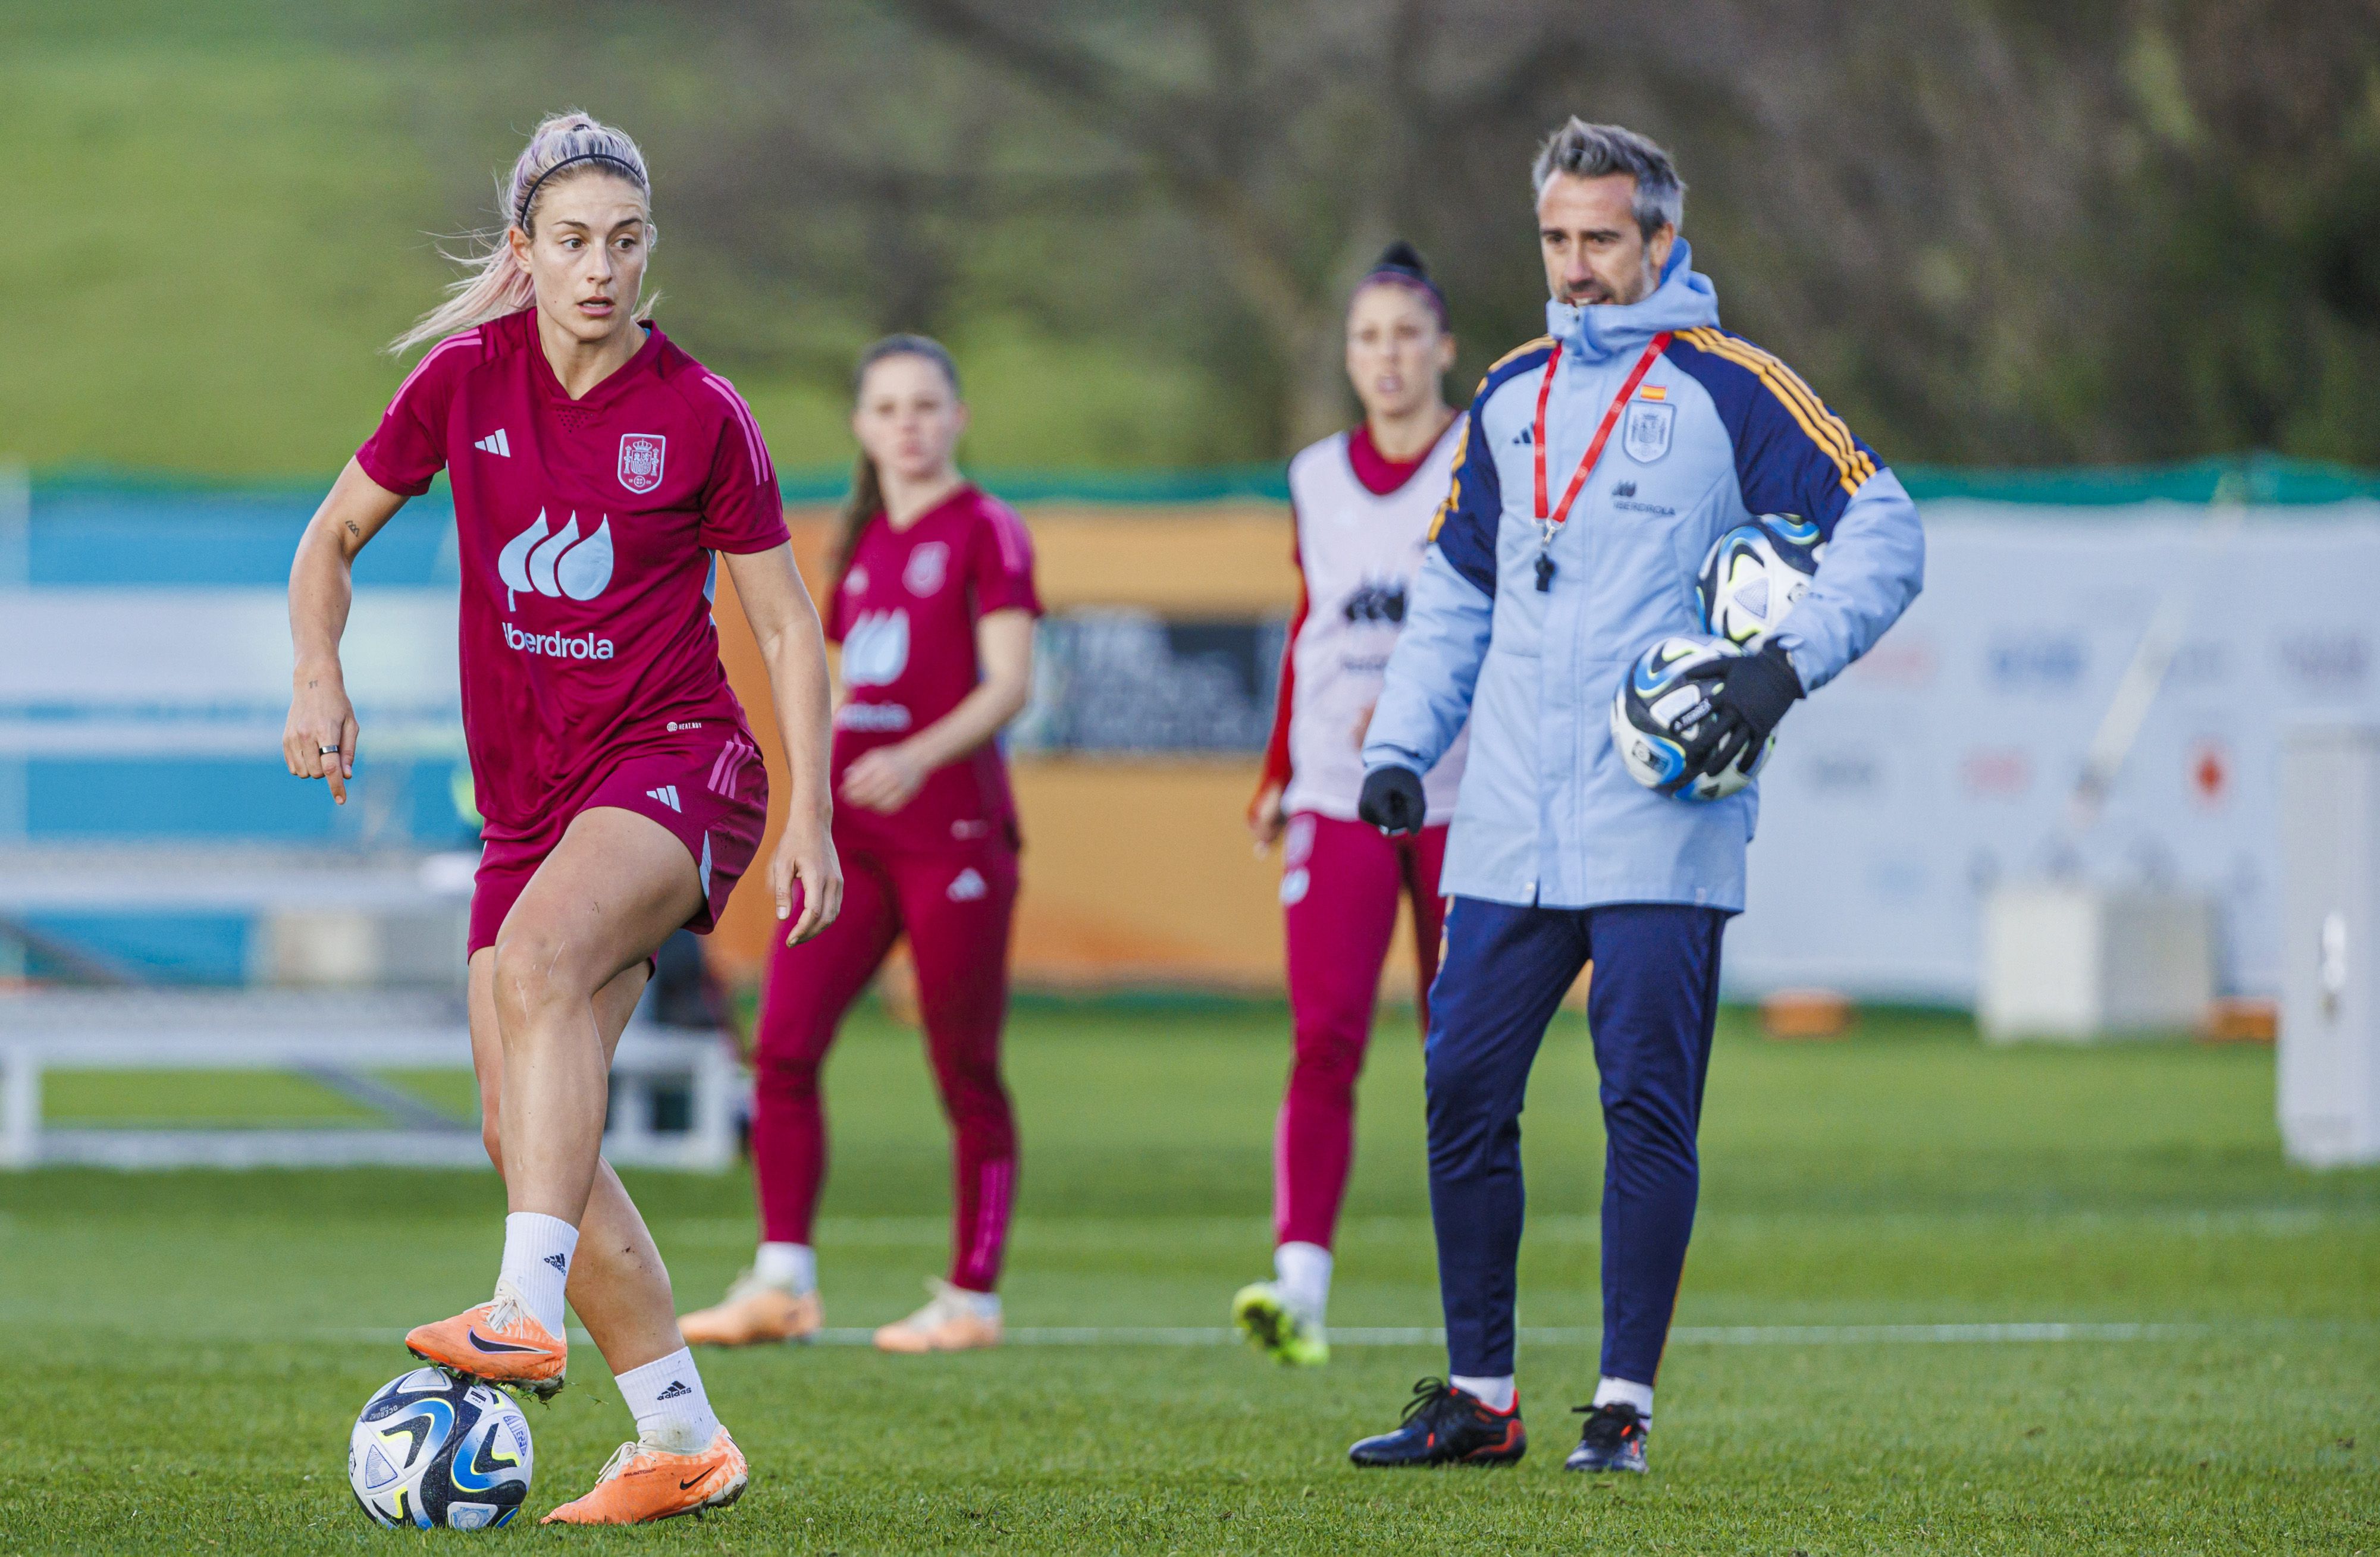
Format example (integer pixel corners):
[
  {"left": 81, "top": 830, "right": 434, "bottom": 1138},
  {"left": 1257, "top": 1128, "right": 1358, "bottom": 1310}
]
[
  {"left": 0, "top": 846, "right": 479, "bottom": 914},
  {"left": 0, "top": 990, "right": 738, "bottom": 1170}
]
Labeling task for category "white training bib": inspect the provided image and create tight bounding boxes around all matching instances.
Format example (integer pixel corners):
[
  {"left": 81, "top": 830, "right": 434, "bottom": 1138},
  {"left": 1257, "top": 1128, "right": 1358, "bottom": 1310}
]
[{"left": 1282, "top": 424, "right": 1468, "bottom": 823}]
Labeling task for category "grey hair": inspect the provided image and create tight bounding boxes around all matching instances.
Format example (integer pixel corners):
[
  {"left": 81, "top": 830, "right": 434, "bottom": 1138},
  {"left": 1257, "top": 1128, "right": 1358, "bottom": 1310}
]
[
  {"left": 1529, "top": 119, "right": 1685, "bottom": 239},
  {"left": 390, "top": 111, "right": 656, "bottom": 354}
]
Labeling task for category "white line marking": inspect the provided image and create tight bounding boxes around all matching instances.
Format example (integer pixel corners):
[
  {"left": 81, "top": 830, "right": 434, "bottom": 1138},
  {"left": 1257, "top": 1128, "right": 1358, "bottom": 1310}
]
[
  {"left": 898, "top": 1321, "right": 2213, "bottom": 1349},
  {"left": 96, "top": 1317, "right": 2338, "bottom": 1350}
]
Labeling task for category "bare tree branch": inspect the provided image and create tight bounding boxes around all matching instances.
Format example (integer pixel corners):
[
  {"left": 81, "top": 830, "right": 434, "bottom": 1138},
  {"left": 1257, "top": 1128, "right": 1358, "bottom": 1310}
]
[{"left": 883, "top": 0, "right": 1318, "bottom": 359}]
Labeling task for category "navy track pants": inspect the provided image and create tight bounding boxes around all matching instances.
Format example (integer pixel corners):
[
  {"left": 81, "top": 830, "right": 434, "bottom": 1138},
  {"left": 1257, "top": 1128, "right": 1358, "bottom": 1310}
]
[{"left": 1424, "top": 897, "right": 1727, "bottom": 1383}]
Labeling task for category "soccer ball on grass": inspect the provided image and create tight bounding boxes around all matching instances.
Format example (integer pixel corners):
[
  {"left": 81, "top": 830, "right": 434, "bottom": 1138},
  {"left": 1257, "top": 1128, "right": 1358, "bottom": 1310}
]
[{"left": 347, "top": 1366, "right": 534, "bottom": 1529}]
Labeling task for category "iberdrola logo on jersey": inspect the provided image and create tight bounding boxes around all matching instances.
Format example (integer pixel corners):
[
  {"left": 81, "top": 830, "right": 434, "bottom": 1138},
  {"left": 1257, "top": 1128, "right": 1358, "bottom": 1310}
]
[{"left": 497, "top": 510, "right": 614, "bottom": 611}]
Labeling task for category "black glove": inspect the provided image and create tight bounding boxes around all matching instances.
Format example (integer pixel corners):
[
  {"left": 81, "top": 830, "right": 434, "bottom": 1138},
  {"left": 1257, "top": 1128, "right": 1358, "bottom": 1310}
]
[
  {"left": 1357, "top": 765, "right": 1427, "bottom": 836},
  {"left": 1684, "top": 639, "right": 1802, "bottom": 783}
]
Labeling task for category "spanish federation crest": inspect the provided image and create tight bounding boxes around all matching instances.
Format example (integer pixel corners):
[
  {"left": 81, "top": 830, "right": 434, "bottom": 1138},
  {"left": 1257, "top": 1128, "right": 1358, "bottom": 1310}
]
[
  {"left": 618, "top": 434, "right": 666, "bottom": 494},
  {"left": 1621, "top": 401, "right": 1675, "bottom": 464},
  {"left": 904, "top": 541, "right": 950, "bottom": 597}
]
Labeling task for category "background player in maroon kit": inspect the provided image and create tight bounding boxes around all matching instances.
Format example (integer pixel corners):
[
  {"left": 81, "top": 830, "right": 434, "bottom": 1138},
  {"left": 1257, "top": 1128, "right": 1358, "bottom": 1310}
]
[
  {"left": 679, "top": 335, "right": 1039, "bottom": 1355},
  {"left": 1233, "top": 244, "right": 1469, "bottom": 1365},
  {"left": 282, "top": 112, "right": 841, "bottom": 1524}
]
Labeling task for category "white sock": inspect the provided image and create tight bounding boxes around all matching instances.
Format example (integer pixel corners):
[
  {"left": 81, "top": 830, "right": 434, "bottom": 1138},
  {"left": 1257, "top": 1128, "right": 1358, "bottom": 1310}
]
[
  {"left": 1273, "top": 1241, "right": 1332, "bottom": 1327},
  {"left": 754, "top": 1242, "right": 816, "bottom": 1295},
  {"left": 614, "top": 1347, "right": 722, "bottom": 1454},
  {"left": 943, "top": 1283, "right": 1001, "bottom": 1320},
  {"left": 497, "top": 1212, "right": 578, "bottom": 1338},
  {"left": 1593, "top": 1376, "right": 1654, "bottom": 1422},
  {"left": 1450, "top": 1373, "right": 1516, "bottom": 1413}
]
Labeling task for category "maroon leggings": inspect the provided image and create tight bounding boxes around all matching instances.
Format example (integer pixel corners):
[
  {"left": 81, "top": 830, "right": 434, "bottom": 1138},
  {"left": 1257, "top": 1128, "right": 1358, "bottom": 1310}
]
[
  {"left": 1275, "top": 812, "right": 1449, "bottom": 1249},
  {"left": 750, "top": 842, "right": 1018, "bottom": 1292}
]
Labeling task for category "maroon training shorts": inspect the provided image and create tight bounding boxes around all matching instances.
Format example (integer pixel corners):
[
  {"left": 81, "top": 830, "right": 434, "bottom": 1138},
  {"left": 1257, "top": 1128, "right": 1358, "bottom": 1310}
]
[{"left": 468, "top": 728, "right": 769, "bottom": 958}]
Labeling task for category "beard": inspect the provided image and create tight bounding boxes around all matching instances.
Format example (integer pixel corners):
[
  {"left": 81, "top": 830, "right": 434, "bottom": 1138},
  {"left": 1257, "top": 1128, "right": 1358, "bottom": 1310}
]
[{"left": 1558, "top": 264, "right": 1653, "bottom": 308}]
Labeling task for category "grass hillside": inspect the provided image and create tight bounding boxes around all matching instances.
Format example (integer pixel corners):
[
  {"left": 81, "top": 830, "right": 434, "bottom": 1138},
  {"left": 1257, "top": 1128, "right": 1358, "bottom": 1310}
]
[{"left": 4, "top": 1, "right": 1249, "bottom": 479}]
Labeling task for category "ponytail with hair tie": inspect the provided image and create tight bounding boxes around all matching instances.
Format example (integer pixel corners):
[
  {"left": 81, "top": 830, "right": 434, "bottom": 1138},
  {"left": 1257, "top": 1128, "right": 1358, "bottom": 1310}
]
[{"left": 1356, "top": 240, "right": 1449, "bottom": 329}]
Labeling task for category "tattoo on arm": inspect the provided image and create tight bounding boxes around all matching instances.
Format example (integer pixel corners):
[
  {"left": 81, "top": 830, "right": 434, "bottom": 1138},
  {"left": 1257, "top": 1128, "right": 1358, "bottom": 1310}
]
[{"left": 344, "top": 520, "right": 361, "bottom": 538}]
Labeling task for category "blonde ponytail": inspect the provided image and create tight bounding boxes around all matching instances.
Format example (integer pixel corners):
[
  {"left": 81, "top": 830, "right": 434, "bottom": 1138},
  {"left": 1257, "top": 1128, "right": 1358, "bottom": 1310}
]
[{"left": 390, "top": 110, "right": 656, "bottom": 355}]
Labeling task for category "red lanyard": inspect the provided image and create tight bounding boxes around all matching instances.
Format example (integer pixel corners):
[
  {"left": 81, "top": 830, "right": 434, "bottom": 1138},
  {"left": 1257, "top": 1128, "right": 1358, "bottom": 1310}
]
[{"left": 1532, "top": 331, "right": 1671, "bottom": 538}]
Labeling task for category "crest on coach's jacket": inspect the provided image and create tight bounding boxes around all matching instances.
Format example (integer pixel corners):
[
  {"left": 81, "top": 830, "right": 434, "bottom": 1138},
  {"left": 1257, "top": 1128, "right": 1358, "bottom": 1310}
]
[{"left": 1621, "top": 401, "right": 1674, "bottom": 463}]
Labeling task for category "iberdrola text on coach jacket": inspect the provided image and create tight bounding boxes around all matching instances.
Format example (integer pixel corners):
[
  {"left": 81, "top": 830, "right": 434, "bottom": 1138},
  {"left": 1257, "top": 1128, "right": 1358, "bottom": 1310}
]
[{"left": 1360, "top": 239, "right": 1925, "bottom": 913}]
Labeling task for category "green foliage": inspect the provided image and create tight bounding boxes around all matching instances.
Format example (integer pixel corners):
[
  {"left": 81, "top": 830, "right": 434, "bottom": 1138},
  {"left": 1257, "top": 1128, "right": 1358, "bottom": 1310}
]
[{"left": 1, "top": 1004, "right": 2374, "bottom": 1550}]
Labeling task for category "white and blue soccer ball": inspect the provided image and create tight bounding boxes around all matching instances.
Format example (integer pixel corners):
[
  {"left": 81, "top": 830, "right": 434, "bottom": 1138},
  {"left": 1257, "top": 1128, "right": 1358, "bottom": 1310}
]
[
  {"left": 347, "top": 1367, "right": 534, "bottom": 1530},
  {"left": 1698, "top": 513, "right": 1824, "bottom": 646},
  {"left": 1610, "top": 635, "right": 1774, "bottom": 801}
]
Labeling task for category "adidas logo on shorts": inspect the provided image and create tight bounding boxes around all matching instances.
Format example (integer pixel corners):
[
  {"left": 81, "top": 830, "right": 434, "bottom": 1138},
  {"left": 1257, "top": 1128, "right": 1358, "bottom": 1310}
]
[
  {"left": 647, "top": 786, "right": 681, "bottom": 813},
  {"left": 948, "top": 868, "right": 987, "bottom": 902}
]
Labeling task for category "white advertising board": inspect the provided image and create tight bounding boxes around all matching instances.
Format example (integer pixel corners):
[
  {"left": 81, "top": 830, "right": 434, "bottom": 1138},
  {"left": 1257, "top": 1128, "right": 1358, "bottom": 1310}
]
[{"left": 1730, "top": 501, "right": 2380, "bottom": 1001}]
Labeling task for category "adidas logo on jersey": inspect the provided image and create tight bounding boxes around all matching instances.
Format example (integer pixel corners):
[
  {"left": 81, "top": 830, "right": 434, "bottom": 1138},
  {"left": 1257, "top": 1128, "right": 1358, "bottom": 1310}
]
[
  {"left": 1614, "top": 481, "right": 1637, "bottom": 498},
  {"left": 646, "top": 786, "right": 681, "bottom": 812},
  {"left": 1510, "top": 424, "right": 1534, "bottom": 445},
  {"left": 474, "top": 429, "right": 512, "bottom": 457},
  {"left": 948, "top": 868, "right": 987, "bottom": 902}
]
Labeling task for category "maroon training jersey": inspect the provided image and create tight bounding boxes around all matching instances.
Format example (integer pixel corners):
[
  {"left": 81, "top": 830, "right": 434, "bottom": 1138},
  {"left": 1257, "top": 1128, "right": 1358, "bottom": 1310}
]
[
  {"left": 355, "top": 309, "right": 790, "bottom": 839},
  {"left": 826, "top": 485, "right": 1041, "bottom": 853}
]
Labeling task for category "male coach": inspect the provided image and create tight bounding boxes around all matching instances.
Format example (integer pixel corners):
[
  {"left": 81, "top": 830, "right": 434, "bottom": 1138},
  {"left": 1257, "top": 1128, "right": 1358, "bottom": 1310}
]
[{"left": 1344, "top": 120, "right": 1924, "bottom": 1473}]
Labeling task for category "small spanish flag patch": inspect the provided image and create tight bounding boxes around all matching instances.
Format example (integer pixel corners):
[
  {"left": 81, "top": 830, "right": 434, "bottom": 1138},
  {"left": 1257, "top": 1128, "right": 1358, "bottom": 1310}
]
[{"left": 1638, "top": 385, "right": 1668, "bottom": 401}]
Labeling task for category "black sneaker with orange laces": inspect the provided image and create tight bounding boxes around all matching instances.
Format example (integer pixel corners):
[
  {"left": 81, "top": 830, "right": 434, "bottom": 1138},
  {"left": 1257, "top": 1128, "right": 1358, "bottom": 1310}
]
[
  {"left": 1347, "top": 1377, "right": 1526, "bottom": 1468},
  {"left": 1564, "top": 1401, "right": 1650, "bottom": 1473}
]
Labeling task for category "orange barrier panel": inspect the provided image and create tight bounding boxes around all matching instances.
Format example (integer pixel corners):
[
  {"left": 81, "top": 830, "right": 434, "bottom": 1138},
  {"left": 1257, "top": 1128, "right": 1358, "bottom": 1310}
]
[
  {"left": 1003, "top": 758, "right": 1283, "bottom": 992},
  {"left": 779, "top": 504, "right": 1297, "bottom": 614},
  {"left": 999, "top": 503, "right": 1296, "bottom": 614}
]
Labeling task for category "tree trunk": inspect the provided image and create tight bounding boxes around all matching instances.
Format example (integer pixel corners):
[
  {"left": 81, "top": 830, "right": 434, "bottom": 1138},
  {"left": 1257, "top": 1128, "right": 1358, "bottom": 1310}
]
[{"left": 1284, "top": 311, "right": 1353, "bottom": 451}]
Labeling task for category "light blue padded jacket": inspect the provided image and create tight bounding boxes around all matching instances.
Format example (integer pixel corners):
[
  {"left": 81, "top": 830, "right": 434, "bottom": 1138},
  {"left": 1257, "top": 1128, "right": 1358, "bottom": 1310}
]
[{"left": 1360, "top": 241, "right": 1924, "bottom": 911}]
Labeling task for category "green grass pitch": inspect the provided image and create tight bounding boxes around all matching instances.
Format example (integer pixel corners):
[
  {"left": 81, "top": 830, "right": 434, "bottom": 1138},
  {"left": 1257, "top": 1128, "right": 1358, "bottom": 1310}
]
[{"left": 2, "top": 1001, "right": 2375, "bottom": 1552}]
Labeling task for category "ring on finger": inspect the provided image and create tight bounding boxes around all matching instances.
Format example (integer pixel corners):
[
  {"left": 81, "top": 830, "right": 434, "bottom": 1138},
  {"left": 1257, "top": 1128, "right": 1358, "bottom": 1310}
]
[{"left": 319, "top": 743, "right": 341, "bottom": 755}]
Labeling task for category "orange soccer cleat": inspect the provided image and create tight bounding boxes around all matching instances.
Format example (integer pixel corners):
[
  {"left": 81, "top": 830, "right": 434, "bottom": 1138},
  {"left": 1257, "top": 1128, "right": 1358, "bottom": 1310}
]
[
  {"left": 678, "top": 1273, "right": 823, "bottom": 1347},
  {"left": 540, "top": 1429, "right": 750, "bottom": 1525},
  {"left": 873, "top": 1277, "right": 1003, "bottom": 1354},
  {"left": 404, "top": 1282, "right": 568, "bottom": 1399}
]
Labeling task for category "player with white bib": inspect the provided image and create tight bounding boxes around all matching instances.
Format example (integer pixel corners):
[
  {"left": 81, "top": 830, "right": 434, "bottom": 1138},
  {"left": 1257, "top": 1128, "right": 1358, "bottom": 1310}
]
[
  {"left": 283, "top": 112, "right": 842, "bottom": 1524},
  {"left": 1234, "top": 244, "right": 1469, "bottom": 1365},
  {"left": 679, "top": 336, "right": 1041, "bottom": 1355}
]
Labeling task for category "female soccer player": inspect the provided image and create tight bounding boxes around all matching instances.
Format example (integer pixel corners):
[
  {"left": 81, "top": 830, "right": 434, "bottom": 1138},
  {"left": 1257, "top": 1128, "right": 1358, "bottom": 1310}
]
[
  {"left": 678, "top": 336, "right": 1039, "bottom": 1355},
  {"left": 283, "top": 112, "right": 841, "bottom": 1524},
  {"left": 1233, "top": 243, "right": 1470, "bottom": 1365}
]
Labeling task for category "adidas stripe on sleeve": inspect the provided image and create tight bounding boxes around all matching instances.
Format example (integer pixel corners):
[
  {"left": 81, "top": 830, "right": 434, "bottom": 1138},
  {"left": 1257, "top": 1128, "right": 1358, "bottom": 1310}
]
[
  {"left": 356, "top": 328, "right": 484, "bottom": 497},
  {"left": 1665, "top": 328, "right": 1882, "bottom": 538},
  {"left": 692, "top": 372, "right": 791, "bottom": 554}
]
